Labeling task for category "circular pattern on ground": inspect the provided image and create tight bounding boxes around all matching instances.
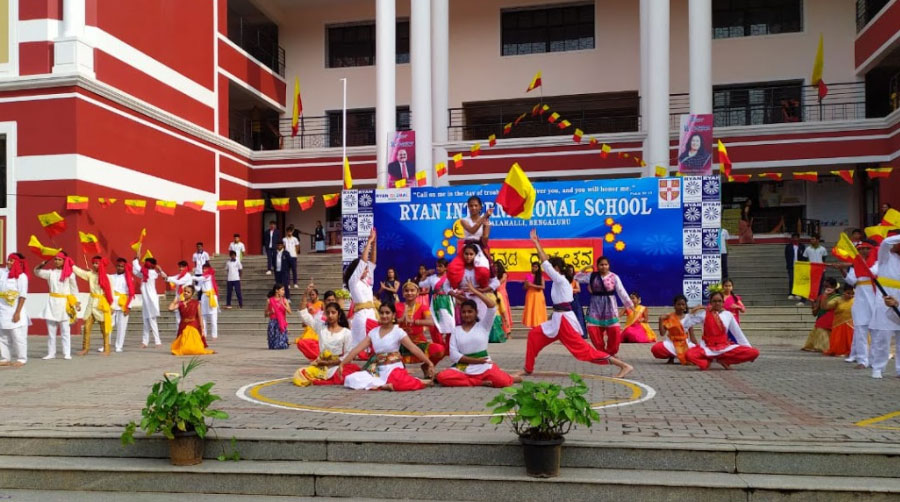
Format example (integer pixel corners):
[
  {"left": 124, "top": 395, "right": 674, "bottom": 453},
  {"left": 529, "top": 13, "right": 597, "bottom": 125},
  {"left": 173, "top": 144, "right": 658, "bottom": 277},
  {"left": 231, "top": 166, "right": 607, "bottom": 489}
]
[{"left": 236, "top": 371, "right": 656, "bottom": 417}]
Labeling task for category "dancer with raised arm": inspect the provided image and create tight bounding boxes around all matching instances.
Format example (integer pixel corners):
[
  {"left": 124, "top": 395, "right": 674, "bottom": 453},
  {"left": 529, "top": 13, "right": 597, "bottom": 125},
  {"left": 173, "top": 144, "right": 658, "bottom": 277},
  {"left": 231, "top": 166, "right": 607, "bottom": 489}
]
[
  {"left": 0, "top": 253, "right": 28, "bottom": 367},
  {"left": 34, "top": 252, "right": 80, "bottom": 360},
  {"left": 345, "top": 230, "right": 379, "bottom": 348},
  {"left": 293, "top": 291, "right": 359, "bottom": 386}
]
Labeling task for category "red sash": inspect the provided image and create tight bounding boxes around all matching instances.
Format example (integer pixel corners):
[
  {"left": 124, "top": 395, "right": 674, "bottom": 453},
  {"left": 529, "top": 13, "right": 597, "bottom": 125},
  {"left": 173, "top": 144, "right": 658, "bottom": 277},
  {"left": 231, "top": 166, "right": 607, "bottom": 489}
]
[{"left": 702, "top": 309, "right": 730, "bottom": 351}]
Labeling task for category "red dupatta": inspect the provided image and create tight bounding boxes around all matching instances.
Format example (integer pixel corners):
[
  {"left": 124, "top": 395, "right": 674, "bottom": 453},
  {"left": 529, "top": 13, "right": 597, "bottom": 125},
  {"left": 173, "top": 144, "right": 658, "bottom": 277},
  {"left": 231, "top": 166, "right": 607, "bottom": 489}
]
[{"left": 702, "top": 308, "right": 730, "bottom": 351}]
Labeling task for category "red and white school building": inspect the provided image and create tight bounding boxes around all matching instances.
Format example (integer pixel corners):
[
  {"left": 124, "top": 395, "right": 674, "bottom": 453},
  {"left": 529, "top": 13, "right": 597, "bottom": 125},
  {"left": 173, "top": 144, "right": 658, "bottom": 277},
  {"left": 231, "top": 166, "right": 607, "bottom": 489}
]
[{"left": 1, "top": 0, "right": 899, "bottom": 267}]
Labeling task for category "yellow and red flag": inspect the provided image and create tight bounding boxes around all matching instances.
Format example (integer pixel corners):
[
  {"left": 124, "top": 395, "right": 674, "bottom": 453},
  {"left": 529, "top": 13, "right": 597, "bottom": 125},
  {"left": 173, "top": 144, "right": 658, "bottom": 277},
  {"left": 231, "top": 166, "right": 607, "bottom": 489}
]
[
  {"left": 435, "top": 162, "right": 448, "bottom": 178},
  {"left": 866, "top": 224, "right": 899, "bottom": 244},
  {"left": 793, "top": 172, "right": 818, "bottom": 182},
  {"left": 291, "top": 77, "right": 303, "bottom": 136},
  {"left": 539, "top": 104, "right": 550, "bottom": 115},
  {"left": 244, "top": 199, "right": 265, "bottom": 214},
  {"left": 866, "top": 167, "right": 893, "bottom": 179},
  {"left": 547, "top": 112, "right": 560, "bottom": 124},
  {"left": 588, "top": 137, "right": 598, "bottom": 147},
  {"left": 557, "top": 119, "right": 571, "bottom": 130},
  {"left": 572, "top": 128, "right": 583, "bottom": 143},
  {"left": 271, "top": 197, "right": 290, "bottom": 212},
  {"left": 470, "top": 143, "right": 481, "bottom": 158},
  {"left": 503, "top": 122, "right": 512, "bottom": 135},
  {"left": 217, "top": 200, "right": 238, "bottom": 211},
  {"left": 416, "top": 169, "right": 428, "bottom": 187},
  {"left": 495, "top": 163, "right": 536, "bottom": 220},
  {"left": 488, "top": 134, "right": 497, "bottom": 147},
  {"left": 654, "top": 166, "right": 668, "bottom": 177},
  {"left": 717, "top": 140, "right": 732, "bottom": 177},
  {"left": 323, "top": 193, "right": 340, "bottom": 208},
  {"left": 526, "top": 71, "right": 542, "bottom": 92},
  {"left": 124, "top": 200, "right": 147, "bottom": 215},
  {"left": 38, "top": 211, "right": 66, "bottom": 237},
  {"left": 79, "top": 231, "right": 102, "bottom": 255},
  {"left": 531, "top": 104, "right": 541, "bottom": 117},
  {"left": 600, "top": 144, "right": 611, "bottom": 159},
  {"left": 297, "top": 196, "right": 315, "bottom": 211},
  {"left": 28, "top": 235, "right": 61, "bottom": 260},
  {"left": 394, "top": 178, "right": 407, "bottom": 188},
  {"left": 183, "top": 200, "right": 204, "bottom": 211},
  {"left": 343, "top": 156, "right": 353, "bottom": 190},
  {"left": 130, "top": 228, "right": 147, "bottom": 253},
  {"left": 882, "top": 208, "right": 900, "bottom": 227},
  {"left": 811, "top": 33, "right": 828, "bottom": 101},
  {"left": 142, "top": 249, "right": 153, "bottom": 261},
  {"left": 831, "top": 170, "right": 854, "bottom": 184},
  {"left": 728, "top": 174, "right": 752, "bottom": 183},
  {"left": 155, "top": 200, "right": 176, "bottom": 215},
  {"left": 760, "top": 173, "right": 783, "bottom": 181},
  {"left": 66, "top": 195, "right": 88, "bottom": 210},
  {"left": 792, "top": 261, "right": 826, "bottom": 300},
  {"left": 832, "top": 231, "right": 873, "bottom": 278},
  {"left": 97, "top": 198, "right": 117, "bottom": 208},
  {"left": 453, "top": 153, "right": 464, "bottom": 168},
  {"left": 513, "top": 112, "right": 527, "bottom": 126}
]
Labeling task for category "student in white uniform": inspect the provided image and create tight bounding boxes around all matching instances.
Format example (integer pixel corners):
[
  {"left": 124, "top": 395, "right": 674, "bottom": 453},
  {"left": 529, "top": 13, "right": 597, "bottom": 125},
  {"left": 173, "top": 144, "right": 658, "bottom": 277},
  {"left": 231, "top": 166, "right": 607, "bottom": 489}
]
[
  {"left": 133, "top": 253, "right": 161, "bottom": 347},
  {"left": 0, "top": 252, "right": 28, "bottom": 367},
  {"left": 192, "top": 242, "right": 210, "bottom": 277},
  {"left": 34, "top": 251, "right": 80, "bottom": 360},
  {"left": 869, "top": 234, "right": 900, "bottom": 379},
  {"left": 110, "top": 258, "right": 134, "bottom": 352},
  {"left": 160, "top": 260, "right": 194, "bottom": 327},
  {"left": 197, "top": 263, "right": 220, "bottom": 339},
  {"left": 843, "top": 240, "right": 878, "bottom": 368}
]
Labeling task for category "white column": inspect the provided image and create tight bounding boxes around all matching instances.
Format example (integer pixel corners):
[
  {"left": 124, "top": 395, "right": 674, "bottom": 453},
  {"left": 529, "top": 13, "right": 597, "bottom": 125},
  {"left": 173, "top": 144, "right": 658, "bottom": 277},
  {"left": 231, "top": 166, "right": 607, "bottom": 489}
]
[
  {"left": 375, "top": 0, "right": 396, "bottom": 189},
  {"left": 54, "top": 0, "right": 94, "bottom": 77},
  {"left": 643, "top": 0, "right": 669, "bottom": 177},
  {"left": 431, "top": 0, "right": 449, "bottom": 187},
  {"left": 639, "top": 0, "right": 649, "bottom": 138},
  {"left": 689, "top": 0, "right": 712, "bottom": 114},
  {"left": 411, "top": 0, "right": 433, "bottom": 185}
]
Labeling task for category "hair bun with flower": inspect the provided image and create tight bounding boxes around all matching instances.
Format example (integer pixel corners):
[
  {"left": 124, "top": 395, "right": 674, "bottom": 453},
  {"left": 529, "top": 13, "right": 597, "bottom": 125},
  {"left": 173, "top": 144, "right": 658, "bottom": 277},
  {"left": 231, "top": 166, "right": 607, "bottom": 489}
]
[{"left": 707, "top": 283, "right": 725, "bottom": 295}]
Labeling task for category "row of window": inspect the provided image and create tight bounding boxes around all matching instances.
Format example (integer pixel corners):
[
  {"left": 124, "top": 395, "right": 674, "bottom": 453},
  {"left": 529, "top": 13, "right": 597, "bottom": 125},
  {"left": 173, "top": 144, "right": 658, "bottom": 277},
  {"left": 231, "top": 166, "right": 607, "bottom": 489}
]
[{"left": 326, "top": 1, "right": 804, "bottom": 68}]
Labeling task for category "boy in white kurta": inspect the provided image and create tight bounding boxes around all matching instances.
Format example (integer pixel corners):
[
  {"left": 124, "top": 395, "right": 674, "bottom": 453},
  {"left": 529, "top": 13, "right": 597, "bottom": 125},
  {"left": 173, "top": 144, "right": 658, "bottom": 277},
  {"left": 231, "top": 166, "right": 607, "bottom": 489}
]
[
  {"left": 110, "top": 258, "right": 134, "bottom": 352},
  {"left": 0, "top": 253, "right": 28, "bottom": 367},
  {"left": 34, "top": 252, "right": 80, "bottom": 360},
  {"left": 197, "top": 263, "right": 220, "bottom": 339},
  {"left": 843, "top": 240, "right": 878, "bottom": 368},
  {"left": 133, "top": 256, "right": 161, "bottom": 347},
  {"left": 869, "top": 234, "right": 900, "bottom": 379}
]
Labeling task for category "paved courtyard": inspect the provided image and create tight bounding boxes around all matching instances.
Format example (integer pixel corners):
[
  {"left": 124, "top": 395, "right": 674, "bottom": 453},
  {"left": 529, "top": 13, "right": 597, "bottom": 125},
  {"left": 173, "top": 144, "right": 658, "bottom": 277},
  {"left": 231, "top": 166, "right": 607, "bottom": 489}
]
[{"left": 2, "top": 327, "right": 900, "bottom": 446}]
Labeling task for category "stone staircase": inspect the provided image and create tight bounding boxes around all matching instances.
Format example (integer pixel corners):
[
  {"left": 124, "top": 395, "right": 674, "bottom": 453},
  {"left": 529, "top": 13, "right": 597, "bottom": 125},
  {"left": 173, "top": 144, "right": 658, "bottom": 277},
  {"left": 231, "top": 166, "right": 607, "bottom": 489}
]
[{"left": 726, "top": 243, "right": 842, "bottom": 307}]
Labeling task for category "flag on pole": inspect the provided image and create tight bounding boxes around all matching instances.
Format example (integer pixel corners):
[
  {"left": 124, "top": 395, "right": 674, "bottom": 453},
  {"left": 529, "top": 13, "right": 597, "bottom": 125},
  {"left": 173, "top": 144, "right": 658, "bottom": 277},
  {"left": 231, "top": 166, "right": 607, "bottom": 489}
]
[
  {"left": 435, "top": 162, "right": 448, "bottom": 178},
  {"left": 470, "top": 143, "right": 481, "bottom": 158},
  {"left": 495, "top": 163, "right": 536, "bottom": 220},
  {"left": 811, "top": 33, "right": 828, "bottom": 101},
  {"left": 793, "top": 172, "right": 818, "bottom": 182},
  {"left": 343, "top": 156, "right": 353, "bottom": 190},
  {"left": 453, "top": 153, "right": 464, "bottom": 168},
  {"left": 217, "top": 200, "right": 238, "bottom": 211},
  {"left": 882, "top": 208, "right": 900, "bottom": 227},
  {"left": 130, "top": 228, "right": 147, "bottom": 253},
  {"left": 124, "top": 200, "right": 147, "bottom": 215},
  {"left": 832, "top": 231, "right": 873, "bottom": 279},
  {"left": 792, "top": 261, "right": 826, "bottom": 300},
  {"left": 526, "top": 71, "right": 542, "bottom": 92},
  {"left": 183, "top": 200, "right": 204, "bottom": 211},
  {"left": 488, "top": 134, "right": 497, "bottom": 147},
  {"left": 79, "top": 231, "right": 102, "bottom": 254},
  {"left": 28, "top": 235, "right": 61, "bottom": 260},
  {"left": 416, "top": 169, "right": 427, "bottom": 187},
  {"left": 142, "top": 249, "right": 153, "bottom": 261},
  {"left": 717, "top": 140, "right": 732, "bottom": 177},
  {"left": 323, "top": 193, "right": 340, "bottom": 208},
  {"left": 37, "top": 211, "right": 66, "bottom": 236},
  {"left": 271, "top": 198, "right": 290, "bottom": 212},
  {"left": 866, "top": 225, "right": 899, "bottom": 244},
  {"left": 291, "top": 77, "right": 303, "bottom": 136},
  {"left": 66, "top": 196, "right": 88, "bottom": 210},
  {"left": 572, "top": 128, "right": 583, "bottom": 143},
  {"left": 97, "top": 198, "right": 117, "bottom": 208},
  {"left": 297, "top": 196, "right": 315, "bottom": 211},
  {"left": 866, "top": 167, "right": 893, "bottom": 179},
  {"left": 244, "top": 199, "right": 265, "bottom": 214},
  {"left": 831, "top": 170, "right": 854, "bottom": 184},
  {"left": 154, "top": 200, "right": 176, "bottom": 215}
]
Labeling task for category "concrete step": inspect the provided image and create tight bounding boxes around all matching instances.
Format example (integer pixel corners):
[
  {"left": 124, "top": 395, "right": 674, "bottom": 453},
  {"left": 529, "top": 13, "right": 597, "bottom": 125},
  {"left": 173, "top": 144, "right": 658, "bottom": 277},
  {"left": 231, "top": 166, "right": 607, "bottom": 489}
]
[
  {"left": 0, "top": 489, "right": 342, "bottom": 502},
  {"left": 1, "top": 455, "right": 898, "bottom": 501}
]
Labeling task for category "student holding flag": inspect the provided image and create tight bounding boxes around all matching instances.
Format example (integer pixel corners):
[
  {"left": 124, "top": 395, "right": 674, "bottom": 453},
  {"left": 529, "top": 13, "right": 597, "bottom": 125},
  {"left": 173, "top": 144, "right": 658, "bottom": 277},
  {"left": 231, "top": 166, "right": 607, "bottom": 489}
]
[
  {"left": 72, "top": 256, "right": 114, "bottom": 356},
  {"left": 0, "top": 253, "right": 29, "bottom": 367},
  {"left": 34, "top": 252, "right": 80, "bottom": 360},
  {"left": 132, "top": 247, "right": 162, "bottom": 348},
  {"left": 840, "top": 239, "right": 878, "bottom": 368},
  {"left": 868, "top": 232, "right": 900, "bottom": 379}
]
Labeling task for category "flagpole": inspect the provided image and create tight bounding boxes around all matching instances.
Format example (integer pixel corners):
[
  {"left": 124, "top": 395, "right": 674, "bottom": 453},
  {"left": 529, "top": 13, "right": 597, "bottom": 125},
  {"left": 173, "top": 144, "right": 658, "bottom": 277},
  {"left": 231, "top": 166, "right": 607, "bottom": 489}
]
[{"left": 341, "top": 77, "right": 348, "bottom": 178}]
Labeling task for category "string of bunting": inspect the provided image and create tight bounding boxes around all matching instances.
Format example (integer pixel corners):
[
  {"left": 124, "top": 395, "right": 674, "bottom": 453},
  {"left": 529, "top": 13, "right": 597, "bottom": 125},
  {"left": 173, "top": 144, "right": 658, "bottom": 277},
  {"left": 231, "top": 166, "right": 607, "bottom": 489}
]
[{"left": 63, "top": 194, "right": 343, "bottom": 214}]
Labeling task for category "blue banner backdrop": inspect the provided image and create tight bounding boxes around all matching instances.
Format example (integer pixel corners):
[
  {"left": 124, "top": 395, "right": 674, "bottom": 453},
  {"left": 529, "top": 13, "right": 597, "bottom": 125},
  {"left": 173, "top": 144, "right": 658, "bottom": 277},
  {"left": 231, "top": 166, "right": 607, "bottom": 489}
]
[{"left": 341, "top": 176, "right": 721, "bottom": 307}]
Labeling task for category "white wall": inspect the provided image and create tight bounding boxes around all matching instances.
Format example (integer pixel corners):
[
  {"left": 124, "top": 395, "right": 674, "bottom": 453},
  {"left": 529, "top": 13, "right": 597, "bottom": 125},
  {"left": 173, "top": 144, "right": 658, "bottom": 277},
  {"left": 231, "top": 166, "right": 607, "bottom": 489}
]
[{"left": 805, "top": 176, "right": 860, "bottom": 243}]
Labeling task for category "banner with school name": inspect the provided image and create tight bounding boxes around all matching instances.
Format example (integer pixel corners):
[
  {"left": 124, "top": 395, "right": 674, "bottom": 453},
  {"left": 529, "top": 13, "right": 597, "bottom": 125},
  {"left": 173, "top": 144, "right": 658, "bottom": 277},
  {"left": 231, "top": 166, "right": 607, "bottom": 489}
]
[{"left": 341, "top": 176, "right": 721, "bottom": 307}]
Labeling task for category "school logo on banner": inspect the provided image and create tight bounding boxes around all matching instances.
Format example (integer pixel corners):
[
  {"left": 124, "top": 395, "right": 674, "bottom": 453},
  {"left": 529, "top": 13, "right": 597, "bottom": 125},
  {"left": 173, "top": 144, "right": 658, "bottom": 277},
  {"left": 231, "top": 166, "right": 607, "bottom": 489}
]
[{"left": 658, "top": 178, "right": 681, "bottom": 209}]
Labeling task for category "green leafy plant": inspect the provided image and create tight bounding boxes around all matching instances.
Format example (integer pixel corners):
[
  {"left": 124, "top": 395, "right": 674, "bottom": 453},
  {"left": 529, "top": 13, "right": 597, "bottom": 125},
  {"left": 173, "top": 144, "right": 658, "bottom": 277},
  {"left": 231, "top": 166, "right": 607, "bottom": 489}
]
[
  {"left": 217, "top": 436, "right": 241, "bottom": 462},
  {"left": 121, "top": 358, "right": 229, "bottom": 445},
  {"left": 486, "top": 373, "right": 599, "bottom": 440}
]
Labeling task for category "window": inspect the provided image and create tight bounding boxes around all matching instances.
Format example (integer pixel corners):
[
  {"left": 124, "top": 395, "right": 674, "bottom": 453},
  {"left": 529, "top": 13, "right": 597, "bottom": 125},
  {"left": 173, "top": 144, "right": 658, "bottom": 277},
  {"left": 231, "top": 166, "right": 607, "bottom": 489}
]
[
  {"left": 327, "top": 21, "right": 410, "bottom": 68},
  {"left": 327, "top": 107, "right": 411, "bottom": 147},
  {"left": 713, "top": 81, "right": 803, "bottom": 127},
  {"left": 501, "top": 4, "right": 595, "bottom": 56},
  {"left": 713, "top": 0, "right": 802, "bottom": 39}
]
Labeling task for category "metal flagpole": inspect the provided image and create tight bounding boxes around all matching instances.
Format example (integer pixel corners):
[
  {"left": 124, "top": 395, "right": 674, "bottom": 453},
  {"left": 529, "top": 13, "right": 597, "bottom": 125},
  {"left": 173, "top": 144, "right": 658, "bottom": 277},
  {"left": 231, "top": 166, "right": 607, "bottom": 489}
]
[{"left": 341, "top": 78, "right": 348, "bottom": 169}]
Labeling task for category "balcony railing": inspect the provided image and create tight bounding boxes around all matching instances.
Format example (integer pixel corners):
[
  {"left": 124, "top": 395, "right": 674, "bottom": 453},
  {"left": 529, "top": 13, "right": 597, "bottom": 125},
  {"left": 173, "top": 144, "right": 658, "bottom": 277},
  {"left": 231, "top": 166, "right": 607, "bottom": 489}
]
[
  {"left": 237, "top": 82, "right": 866, "bottom": 151},
  {"left": 229, "top": 16, "right": 286, "bottom": 77},
  {"left": 857, "top": 0, "right": 891, "bottom": 32}
]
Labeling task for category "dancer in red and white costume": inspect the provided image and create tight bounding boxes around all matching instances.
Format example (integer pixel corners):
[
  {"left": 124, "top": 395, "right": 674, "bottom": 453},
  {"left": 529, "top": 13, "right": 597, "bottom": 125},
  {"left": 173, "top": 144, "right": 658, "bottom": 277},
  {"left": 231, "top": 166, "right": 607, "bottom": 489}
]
[
  {"left": 682, "top": 290, "right": 760, "bottom": 370},
  {"left": 344, "top": 230, "right": 379, "bottom": 347},
  {"left": 0, "top": 253, "right": 28, "bottom": 367},
  {"left": 520, "top": 229, "right": 633, "bottom": 379},
  {"left": 436, "top": 283, "right": 522, "bottom": 387}
]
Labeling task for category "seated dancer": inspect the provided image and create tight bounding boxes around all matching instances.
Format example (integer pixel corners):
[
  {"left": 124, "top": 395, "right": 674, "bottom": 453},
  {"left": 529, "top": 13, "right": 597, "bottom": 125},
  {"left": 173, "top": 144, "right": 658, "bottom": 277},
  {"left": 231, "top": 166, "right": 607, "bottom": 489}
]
[
  {"left": 396, "top": 280, "right": 445, "bottom": 376},
  {"left": 169, "top": 284, "right": 214, "bottom": 356},
  {"left": 296, "top": 285, "right": 325, "bottom": 360},
  {"left": 340, "top": 303, "right": 434, "bottom": 391},
  {"left": 0, "top": 253, "right": 29, "bottom": 367},
  {"left": 621, "top": 292, "right": 657, "bottom": 343},
  {"left": 293, "top": 297, "right": 359, "bottom": 386},
  {"left": 650, "top": 294, "right": 697, "bottom": 364},
  {"left": 345, "top": 230, "right": 379, "bottom": 349},
  {"left": 801, "top": 278, "right": 839, "bottom": 353},
  {"left": 682, "top": 288, "right": 760, "bottom": 370},
  {"left": 577, "top": 256, "right": 634, "bottom": 356},
  {"left": 265, "top": 284, "right": 291, "bottom": 350},
  {"left": 418, "top": 258, "right": 454, "bottom": 345},
  {"left": 521, "top": 229, "right": 633, "bottom": 379},
  {"left": 436, "top": 283, "right": 523, "bottom": 387},
  {"left": 73, "top": 256, "right": 114, "bottom": 356},
  {"left": 447, "top": 196, "right": 492, "bottom": 291}
]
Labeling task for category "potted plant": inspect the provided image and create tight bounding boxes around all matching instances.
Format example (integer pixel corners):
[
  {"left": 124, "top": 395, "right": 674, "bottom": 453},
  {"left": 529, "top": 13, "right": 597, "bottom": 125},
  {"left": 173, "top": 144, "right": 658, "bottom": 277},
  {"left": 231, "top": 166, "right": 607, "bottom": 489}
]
[
  {"left": 334, "top": 288, "right": 351, "bottom": 310},
  {"left": 486, "top": 373, "right": 599, "bottom": 478},
  {"left": 121, "top": 358, "right": 229, "bottom": 466}
]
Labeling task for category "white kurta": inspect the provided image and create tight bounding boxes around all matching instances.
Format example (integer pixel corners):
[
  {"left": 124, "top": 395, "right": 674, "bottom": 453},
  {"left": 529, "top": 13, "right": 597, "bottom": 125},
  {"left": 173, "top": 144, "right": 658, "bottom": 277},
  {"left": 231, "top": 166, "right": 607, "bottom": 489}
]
[
  {"left": 297, "top": 308, "right": 353, "bottom": 380},
  {"left": 196, "top": 275, "right": 219, "bottom": 315},
  {"left": 870, "top": 235, "right": 900, "bottom": 331},
  {"left": 344, "top": 325, "right": 407, "bottom": 390},
  {"left": 166, "top": 272, "right": 194, "bottom": 298},
  {"left": 110, "top": 273, "right": 130, "bottom": 312},
  {"left": 0, "top": 270, "right": 28, "bottom": 329},
  {"left": 132, "top": 260, "right": 160, "bottom": 317},
  {"left": 447, "top": 306, "right": 497, "bottom": 375},
  {"left": 35, "top": 269, "right": 78, "bottom": 322},
  {"left": 349, "top": 260, "right": 377, "bottom": 346},
  {"left": 845, "top": 266, "right": 878, "bottom": 326},
  {"left": 538, "top": 261, "right": 581, "bottom": 338},
  {"left": 419, "top": 274, "right": 454, "bottom": 334},
  {"left": 682, "top": 310, "right": 751, "bottom": 356}
]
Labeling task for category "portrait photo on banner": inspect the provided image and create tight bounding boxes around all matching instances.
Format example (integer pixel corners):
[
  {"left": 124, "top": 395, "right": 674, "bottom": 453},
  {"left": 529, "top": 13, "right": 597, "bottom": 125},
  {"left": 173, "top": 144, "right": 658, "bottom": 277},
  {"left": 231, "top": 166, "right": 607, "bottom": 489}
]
[
  {"left": 677, "top": 114, "right": 713, "bottom": 176},
  {"left": 387, "top": 130, "right": 417, "bottom": 189}
]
